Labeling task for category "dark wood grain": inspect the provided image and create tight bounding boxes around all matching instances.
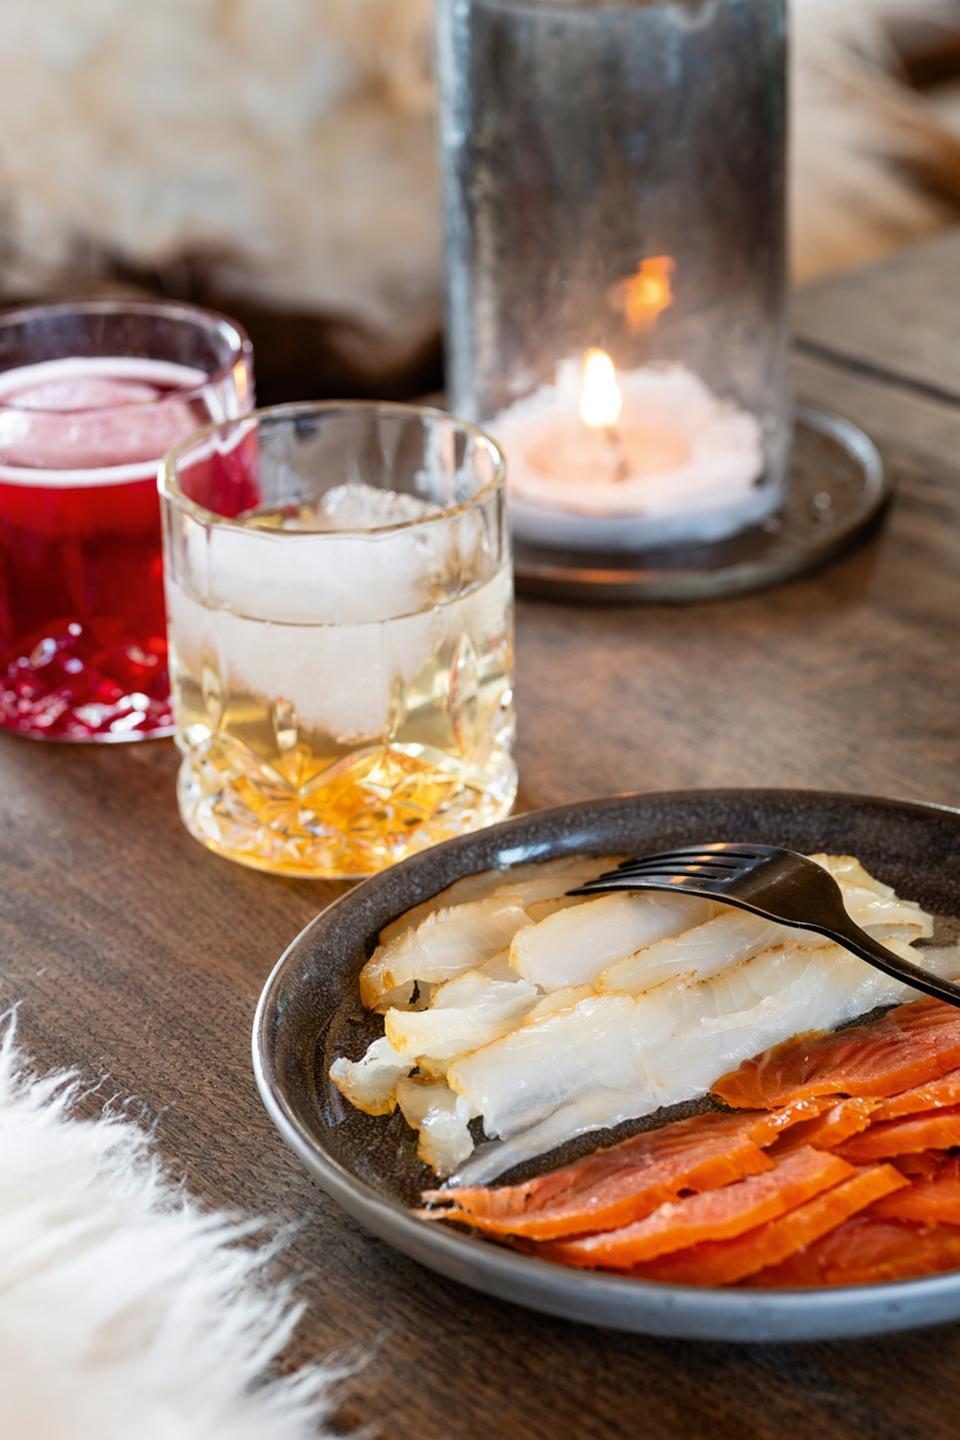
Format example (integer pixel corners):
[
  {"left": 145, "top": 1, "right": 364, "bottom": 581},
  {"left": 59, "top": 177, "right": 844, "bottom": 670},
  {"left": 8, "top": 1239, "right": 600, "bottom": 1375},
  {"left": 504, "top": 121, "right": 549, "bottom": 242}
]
[
  {"left": 4, "top": 239, "right": 960, "bottom": 1439},
  {"left": 794, "top": 230, "right": 960, "bottom": 404}
]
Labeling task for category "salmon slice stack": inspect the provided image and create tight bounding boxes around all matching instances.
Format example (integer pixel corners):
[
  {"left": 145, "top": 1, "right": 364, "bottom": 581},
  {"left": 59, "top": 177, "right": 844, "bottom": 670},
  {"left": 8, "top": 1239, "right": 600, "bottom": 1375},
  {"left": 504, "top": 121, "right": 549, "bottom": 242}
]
[
  {"left": 873, "top": 1069, "right": 960, "bottom": 1119},
  {"left": 893, "top": 1152, "right": 945, "bottom": 1178},
  {"left": 838, "top": 1108, "right": 960, "bottom": 1162},
  {"left": 540, "top": 1149, "right": 854, "bottom": 1270},
  {"left": 770, "top": 1097, "right": 876, "bottom": 1154},
  {"left": 421, "top": 997, "right": 960, "bottom": 1287},
  {"left": 870, "top": 1156, "right": 960, "bottom": 1223},
  {"left": 752, "top": 1216, "right": 960, "bottom": 1287},
  {"left": 420, "top": 1107, "right": 814, "bottom": 1241},
  {"left": 634, "top": 1165, "right": 906, "bottom": 1286}
]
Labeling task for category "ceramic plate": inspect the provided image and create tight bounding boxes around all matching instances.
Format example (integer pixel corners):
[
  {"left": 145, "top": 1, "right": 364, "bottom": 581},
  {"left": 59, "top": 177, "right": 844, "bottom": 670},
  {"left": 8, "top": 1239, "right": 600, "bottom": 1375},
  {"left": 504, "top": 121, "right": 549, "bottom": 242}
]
[{"left": 253, "top": 788, "right": 960, "bottom": 1341}]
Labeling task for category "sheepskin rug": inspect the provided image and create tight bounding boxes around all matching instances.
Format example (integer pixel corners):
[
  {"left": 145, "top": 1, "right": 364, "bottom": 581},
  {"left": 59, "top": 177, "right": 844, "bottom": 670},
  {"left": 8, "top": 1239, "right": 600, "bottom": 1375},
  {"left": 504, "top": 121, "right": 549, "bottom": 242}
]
[{"left": 0, "top": 1016, "right": 336, "bottom": 1439}]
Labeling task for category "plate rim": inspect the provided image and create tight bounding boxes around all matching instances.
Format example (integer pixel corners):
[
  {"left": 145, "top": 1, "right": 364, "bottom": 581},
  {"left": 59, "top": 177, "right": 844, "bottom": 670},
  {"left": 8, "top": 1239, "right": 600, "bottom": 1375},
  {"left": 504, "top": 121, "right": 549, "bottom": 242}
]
[{"left": 253, "top": 787, "right": 960, "bottom": 1339}]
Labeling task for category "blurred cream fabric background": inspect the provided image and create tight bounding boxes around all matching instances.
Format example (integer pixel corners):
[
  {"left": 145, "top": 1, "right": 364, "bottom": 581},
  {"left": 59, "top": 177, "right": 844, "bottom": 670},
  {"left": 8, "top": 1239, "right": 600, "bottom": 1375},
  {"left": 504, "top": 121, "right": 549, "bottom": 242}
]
[
  {"left": 0, "top": 0, "right": 438, "bottom": 337},
  {"left": 0, "top": 0, "right": 958, "bottom": 361},
  {"left": 793, "top": 0, "right": 960, "bottom": 279}
]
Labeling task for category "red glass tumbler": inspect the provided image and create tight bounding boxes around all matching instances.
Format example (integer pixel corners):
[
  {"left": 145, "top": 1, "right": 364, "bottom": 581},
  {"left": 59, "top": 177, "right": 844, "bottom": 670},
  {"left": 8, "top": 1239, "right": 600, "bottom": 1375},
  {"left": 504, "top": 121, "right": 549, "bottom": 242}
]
[{"left": 0, "top": 301, "right": 253, "bottom": 741}]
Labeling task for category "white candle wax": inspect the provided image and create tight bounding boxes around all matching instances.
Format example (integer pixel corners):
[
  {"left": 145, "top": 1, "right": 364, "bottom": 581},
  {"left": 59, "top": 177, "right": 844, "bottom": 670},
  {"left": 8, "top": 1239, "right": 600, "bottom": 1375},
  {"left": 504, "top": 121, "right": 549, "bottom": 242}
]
[{"left": 490, "top": 360, "right": 778, "bottom": 552}]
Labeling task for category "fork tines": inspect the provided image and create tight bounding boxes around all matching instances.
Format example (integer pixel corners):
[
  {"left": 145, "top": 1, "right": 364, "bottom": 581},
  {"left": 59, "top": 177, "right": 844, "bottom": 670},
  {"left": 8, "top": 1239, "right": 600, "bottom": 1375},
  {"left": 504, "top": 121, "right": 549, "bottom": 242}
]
[{"left": 571, "top": 843, "right": 774, "bottom": 897}]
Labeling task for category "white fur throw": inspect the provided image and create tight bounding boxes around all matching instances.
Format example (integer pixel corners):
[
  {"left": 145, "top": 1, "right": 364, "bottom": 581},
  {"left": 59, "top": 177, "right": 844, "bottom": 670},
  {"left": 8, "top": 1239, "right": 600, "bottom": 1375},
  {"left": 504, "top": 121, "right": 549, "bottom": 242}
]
[{"left": 0, "top": 1016, "right": 335, "bottom": 1439}]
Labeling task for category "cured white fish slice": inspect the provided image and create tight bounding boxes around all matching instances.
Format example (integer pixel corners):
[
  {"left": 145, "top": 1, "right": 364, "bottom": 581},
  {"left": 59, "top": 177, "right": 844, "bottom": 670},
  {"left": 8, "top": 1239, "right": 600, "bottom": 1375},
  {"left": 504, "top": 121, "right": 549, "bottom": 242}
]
[
  {"left": 600, "top": 909, "right": 786, "bottom": 995},
  {"left": 917, "top": 944, "right": 960, "bottom": 978},
  {"left": 378, "top": 854, "right": 619, "bottom": 946},
  {"left": 378, "top": 869, "right": 515, "bottom": 947},
  {"left": 359, "top": 855, "right": 614, "bottom": 1010},
  {"left": 509, "top": 891, "right": 713, "bottom": 992},
  {"left": 447, "top": 990, "right": 675, "bottom": 1140},
  {"left": 342, "top": 954, "right": 540, "bottom": 1098},
  {"left": 845, "top": 891, "right": 932, "bottom": 939},
  {"left": 396, "top": 1076, "right": 477, "bottom": 1174},
  {"left": 362, "top": 895, "right": 536, "bottom": 1011},
  {"left": 329, "top": 1036, "right": 411, "bottom": 1116},
  {"left": 811, "top": 857, "right": 931, "bottom": 938},
  {"left": 431, "top": 949, "right": 523, "bottom": 998},
  {"left": 811, "top": 853, "right": 894, "bottom": 898},
  {"left": 599, "top": 882, "right": 932, "bottom": 996},
  {"left": 385, "top": 968, "right": 539, "bottom": 1064},
  {"left": 525, "top": 985, "right": 596, "bottom": 1023}
]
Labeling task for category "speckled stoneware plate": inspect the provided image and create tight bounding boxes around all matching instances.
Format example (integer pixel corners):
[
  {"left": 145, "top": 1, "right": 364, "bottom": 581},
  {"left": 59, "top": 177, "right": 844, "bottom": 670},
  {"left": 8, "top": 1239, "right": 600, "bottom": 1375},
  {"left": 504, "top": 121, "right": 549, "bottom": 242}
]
[{"left": 253, "top": 789, "right": 960, "bottom": 1342}]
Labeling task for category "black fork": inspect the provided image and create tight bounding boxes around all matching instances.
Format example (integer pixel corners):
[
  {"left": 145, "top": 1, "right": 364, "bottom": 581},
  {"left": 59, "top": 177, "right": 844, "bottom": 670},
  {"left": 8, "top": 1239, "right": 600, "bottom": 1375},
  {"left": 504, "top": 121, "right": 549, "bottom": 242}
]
[{"left": 570, "top": 842, "right": 960, "bottom": 1008}]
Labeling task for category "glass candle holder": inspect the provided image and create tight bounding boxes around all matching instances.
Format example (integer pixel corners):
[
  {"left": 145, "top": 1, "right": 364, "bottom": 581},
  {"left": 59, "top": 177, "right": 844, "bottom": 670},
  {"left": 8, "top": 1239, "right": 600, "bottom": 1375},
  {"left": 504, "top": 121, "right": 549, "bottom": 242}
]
[
  {"left": 160, "top": 402, "right": 516, "bottom": 878},
  {"left": 0, "top": 301, "right": 253, "bottom": 741},
  {"left": 438, "top": 0, "right": 789, "bottom": 553}
]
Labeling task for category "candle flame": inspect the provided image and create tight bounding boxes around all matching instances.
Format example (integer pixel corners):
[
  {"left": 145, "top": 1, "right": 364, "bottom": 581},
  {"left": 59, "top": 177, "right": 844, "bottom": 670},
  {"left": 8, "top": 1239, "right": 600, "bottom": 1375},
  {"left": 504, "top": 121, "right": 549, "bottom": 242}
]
[
  {"left": 616, "top": 255, "right": 675, "bottom": 334},
  {"left": 579, "top": 348, "right": 623, "bottom": 430}
]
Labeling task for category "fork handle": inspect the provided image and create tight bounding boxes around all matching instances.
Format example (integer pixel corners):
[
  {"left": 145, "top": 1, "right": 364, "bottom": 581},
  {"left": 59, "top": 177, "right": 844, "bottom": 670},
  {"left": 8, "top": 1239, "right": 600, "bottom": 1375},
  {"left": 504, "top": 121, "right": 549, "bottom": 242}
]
[{"left": 824, "top": 918, "right": 960, "bottom": 1009}]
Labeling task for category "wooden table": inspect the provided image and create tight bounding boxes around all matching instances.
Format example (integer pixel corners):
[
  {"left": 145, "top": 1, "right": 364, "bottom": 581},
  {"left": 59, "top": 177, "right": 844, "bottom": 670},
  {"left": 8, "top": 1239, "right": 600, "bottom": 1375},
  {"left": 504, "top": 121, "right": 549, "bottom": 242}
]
[{"left": 5, "top": 232, "right": 960, "bottom": 1439}]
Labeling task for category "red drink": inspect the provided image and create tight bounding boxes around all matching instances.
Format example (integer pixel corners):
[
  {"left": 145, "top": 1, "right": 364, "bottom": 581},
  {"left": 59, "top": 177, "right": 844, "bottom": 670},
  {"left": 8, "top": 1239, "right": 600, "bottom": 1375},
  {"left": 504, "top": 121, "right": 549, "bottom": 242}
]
[{"left": 0, "top": 305, "right": 252, "bottom": 742}]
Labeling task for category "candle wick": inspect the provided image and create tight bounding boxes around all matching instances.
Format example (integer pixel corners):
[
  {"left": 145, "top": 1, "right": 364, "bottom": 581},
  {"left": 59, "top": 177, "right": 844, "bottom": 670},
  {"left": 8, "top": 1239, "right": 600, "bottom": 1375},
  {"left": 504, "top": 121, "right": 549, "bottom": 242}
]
[{"left": 604, "top": 425, "right": 631, "bottom": 483}]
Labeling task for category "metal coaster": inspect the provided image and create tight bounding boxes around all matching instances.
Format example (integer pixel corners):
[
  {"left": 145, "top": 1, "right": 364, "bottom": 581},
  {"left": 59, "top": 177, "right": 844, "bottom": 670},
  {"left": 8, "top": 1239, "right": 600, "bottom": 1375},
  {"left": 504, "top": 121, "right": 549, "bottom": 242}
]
[{"left": 512, "top": 407, "right": 889, "bottom": 603}]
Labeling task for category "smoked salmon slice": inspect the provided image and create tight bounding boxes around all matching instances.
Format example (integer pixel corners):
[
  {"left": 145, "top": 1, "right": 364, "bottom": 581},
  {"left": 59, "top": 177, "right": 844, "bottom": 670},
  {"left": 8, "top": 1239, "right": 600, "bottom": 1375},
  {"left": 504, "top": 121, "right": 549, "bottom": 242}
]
[
  {"left": 753, "top": 1215, "right": 960, "bottom": 1287},
  {"left": 893, "top": 1152, "right": 945, "bottom": 1178},
  {"left": 873, "top": 1068, "right": 960, "bottom": 1120},
  {"left": 869, "top": 1156, "right": 960, "bottom": 1224},
  {"left": 839, "top": 1106, "right": 960, "bottom": 1162},
  {"left": 632, "top": 1164, "right": 906, "bottom": 1287},
  {"left": 771, "top": 1097, "right": 876, "bottom": 1154},
  {"left": 538, "top": 1148, "right": 853, "bottom": 1270},
  {"left": 713, "top": 999, "right": 960, "bottom": 1110},
  {"left": 422, "top": 1103, "right": 822, "bottom": 1241}
]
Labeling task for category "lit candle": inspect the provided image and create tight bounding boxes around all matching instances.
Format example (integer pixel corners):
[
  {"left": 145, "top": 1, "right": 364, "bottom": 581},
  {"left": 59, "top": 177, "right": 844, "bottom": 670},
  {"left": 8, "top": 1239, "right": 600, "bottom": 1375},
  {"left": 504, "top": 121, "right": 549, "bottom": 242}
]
[
  {"left": 580, "top": 349, "right": 630, "bottom": 485},
  {"left": 580, "top": 348, "right": 622, "bottom": 429},
  {"left": 487, "top": 259, "right": 776, "bottom": 553}
]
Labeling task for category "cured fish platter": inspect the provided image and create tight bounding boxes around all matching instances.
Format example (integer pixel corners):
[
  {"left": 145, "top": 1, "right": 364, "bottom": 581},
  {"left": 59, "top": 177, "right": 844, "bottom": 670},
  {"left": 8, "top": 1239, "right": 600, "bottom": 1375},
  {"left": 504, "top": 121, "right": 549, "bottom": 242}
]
[{"left": 253, "top": 789, "right": 960, "bottom": 1340}]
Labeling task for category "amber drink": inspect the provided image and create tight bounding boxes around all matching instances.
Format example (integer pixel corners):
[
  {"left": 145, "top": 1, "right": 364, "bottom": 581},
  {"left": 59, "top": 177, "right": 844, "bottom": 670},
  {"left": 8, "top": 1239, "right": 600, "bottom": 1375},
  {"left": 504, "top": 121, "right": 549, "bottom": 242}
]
[{"left": 160, "top": 403, "right": 515, "bottom": 877}]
